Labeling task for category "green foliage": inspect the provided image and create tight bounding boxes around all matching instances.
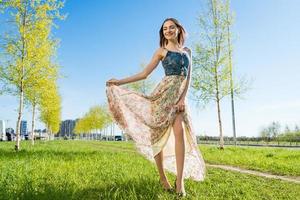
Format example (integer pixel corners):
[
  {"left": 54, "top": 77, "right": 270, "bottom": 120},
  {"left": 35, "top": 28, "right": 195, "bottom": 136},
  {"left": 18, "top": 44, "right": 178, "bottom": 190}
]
[
  {"left": 39, "top": 81, "right": 61, "bottom": 134},
  {"left": 74, "top": 105, "right": 113, "bottom": 134},
  {"left": 125, "top": 62, "right": 155, "bottom": 95},
  {"left": 191, "top": 0, "right": 250, "bottom": 108},
  {"left": 278, "top": 124, "right": 300, "bottom": 143},
  {"left": 260, "top": 121, "right": 281, "bottom": 139},
  {"left": 0, "top": 0, "right": 65, "bottom": 145},
  {"left": 0, "top": 0, "right": 64, "bottom": 93},
  {"left": 260, "top": 122, "right": 300, "bottom": 143}
]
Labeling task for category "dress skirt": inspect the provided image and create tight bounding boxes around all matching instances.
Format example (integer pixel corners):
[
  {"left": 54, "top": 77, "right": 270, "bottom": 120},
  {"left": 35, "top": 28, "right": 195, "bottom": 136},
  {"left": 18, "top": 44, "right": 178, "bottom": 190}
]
[{"left": 106, "top": 75, "right": 206, "bottom": 181}]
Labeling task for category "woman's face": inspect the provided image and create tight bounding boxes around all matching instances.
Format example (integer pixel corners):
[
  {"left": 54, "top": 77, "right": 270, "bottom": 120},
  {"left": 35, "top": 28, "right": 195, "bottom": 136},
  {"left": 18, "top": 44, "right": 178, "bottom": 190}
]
[{"left": 163, "top": 20, "right": 179, "bottom": 41}]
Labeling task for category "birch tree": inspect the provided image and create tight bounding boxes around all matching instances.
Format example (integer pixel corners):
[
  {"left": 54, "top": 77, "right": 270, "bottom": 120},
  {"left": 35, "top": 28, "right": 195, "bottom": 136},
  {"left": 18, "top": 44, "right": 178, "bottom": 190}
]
[
  {"left": 0, "top": 0, "right": 64, "bottom": 150},
  {"left": 192, "top": 0, "right": 249, "bottom": 149}
]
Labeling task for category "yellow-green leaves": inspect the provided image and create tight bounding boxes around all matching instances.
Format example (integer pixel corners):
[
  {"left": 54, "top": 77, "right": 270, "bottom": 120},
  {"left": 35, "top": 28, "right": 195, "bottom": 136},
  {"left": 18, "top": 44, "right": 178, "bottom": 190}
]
[
  {"left": 0, "top": 0, "right": 65, "bottom": 149},
  {"left": 74, "top": 105, "right": 113, "bottom": 135}
]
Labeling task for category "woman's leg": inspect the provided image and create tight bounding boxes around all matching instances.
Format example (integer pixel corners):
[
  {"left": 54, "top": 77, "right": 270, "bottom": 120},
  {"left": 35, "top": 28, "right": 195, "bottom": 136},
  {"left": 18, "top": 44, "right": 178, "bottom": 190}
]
[
  {"left": 173, "top": 113, "right": 185, "bottom": 192},
  {"left": 154, "top": 150, "right": 172, "bottom": 189}
]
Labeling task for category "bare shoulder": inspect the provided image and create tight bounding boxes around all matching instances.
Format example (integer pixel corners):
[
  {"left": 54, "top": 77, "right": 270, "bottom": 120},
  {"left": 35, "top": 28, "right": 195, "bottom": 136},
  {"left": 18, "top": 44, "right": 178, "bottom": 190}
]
[
  {"left": 154, "top": 47, "right": 167, "bottom": 61},
  {"left": 183, "top": 46, "right": 192, "bottom": 56}
]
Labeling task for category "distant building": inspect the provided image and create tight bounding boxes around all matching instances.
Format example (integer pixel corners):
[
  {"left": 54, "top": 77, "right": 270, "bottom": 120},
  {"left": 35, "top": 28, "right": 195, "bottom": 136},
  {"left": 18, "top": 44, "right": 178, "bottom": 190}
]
[
  {"left": 30, "top": 129, "right": 48, "bottom": 140},
  {"left": 42, "top": 129, "right": 47, "bottom": 135},
  {"left": 0, "top": 120, "right": 5, "bottom": 141},
  {"left": 34, "top": 129, "right": 42, "bottom": 137},
  {"left": 20, "top": 120, "right": 27, "bottom": 136},
  {"left": 58, "top": 120, "right": 76, "bottom": 137}
]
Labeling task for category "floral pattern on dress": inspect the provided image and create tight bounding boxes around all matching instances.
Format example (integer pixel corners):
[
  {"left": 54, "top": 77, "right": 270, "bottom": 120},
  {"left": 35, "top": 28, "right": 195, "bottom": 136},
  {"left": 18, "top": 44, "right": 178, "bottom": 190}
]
[
  {"left": 106, "top": 75, "right": 206, "bottom": 181},
  {"left": 106, "top": 48, "right": 205, "bottom": 181}
]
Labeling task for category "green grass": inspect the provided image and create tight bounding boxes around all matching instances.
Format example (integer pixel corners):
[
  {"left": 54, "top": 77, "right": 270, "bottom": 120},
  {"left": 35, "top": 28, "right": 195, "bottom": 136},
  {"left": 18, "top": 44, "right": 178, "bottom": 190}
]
[
  {"left": 0, "top": 140, "right": 299, "bottom": 200},
  {"left": 200, "top": 140, "right": 300, "bottom": 146},
  {"left": 200, "top": 145, "right": 300, "bottom": 176}
]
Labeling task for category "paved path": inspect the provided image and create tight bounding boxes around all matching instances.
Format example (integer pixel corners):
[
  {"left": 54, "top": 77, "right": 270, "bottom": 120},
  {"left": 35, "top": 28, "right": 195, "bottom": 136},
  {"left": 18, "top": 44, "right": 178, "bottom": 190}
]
[{"left": 207, "top": 164, "right": 300, "bottom": 184}]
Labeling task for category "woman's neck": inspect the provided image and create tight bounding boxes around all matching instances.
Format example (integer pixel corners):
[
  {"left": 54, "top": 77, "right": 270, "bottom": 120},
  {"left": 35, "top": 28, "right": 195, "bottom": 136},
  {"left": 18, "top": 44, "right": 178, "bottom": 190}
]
[{"left": 166, "top": 40, "right": 182, "bottom": 50}]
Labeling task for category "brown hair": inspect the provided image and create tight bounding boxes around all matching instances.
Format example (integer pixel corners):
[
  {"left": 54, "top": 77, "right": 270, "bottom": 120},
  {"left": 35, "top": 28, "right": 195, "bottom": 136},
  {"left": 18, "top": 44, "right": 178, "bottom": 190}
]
[{"left": 159, "top": 18, "right": 186, "bottom": 48}]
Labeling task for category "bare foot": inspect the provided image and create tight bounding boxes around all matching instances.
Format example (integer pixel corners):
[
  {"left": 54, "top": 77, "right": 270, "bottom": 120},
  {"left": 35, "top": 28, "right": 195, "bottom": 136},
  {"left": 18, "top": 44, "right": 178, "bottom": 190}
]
[
  {"left": 175, "top": 179, "right": 186, "bottom": 195},
  {"left": 160, "top": 178, "right": 172, "bottom": 190}
]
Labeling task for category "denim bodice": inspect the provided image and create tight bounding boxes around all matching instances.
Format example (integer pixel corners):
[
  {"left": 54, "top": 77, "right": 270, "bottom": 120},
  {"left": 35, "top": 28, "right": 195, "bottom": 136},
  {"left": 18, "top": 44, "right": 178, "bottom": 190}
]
[{"left": 161, "top": 50, "right": 190, "bottom": 77}]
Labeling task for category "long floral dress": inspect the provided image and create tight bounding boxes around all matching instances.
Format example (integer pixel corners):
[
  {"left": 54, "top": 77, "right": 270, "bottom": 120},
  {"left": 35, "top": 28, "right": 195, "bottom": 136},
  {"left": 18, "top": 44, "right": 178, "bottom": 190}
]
[{"left": 106, "top": 48, "right": 206, "bottom": 181}]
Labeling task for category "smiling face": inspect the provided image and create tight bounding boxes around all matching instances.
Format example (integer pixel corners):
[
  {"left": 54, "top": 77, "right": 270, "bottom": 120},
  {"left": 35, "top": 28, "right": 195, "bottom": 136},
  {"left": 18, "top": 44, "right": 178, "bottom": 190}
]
[
  {"left": 163, "top": 20, "right": 180, "bottom": 41},
  {"left": 159, "top": 18, "right": 186, "bottom": 48}
]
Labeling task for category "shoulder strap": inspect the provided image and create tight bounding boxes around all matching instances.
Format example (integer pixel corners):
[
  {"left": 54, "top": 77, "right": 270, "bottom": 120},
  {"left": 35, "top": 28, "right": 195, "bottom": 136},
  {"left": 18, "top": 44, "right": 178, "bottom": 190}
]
[
  {"left": 183, "top": 47, "right": 191, "bottom": 56},
  {"left": 183, "top": 46, "right": 189, "bottom": 52}
]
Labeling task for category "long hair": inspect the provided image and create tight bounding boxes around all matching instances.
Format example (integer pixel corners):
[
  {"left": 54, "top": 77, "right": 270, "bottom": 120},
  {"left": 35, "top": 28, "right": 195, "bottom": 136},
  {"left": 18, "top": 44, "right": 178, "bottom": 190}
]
[{"left": 159, "top": 18, "right": 186, "bottom": 48}]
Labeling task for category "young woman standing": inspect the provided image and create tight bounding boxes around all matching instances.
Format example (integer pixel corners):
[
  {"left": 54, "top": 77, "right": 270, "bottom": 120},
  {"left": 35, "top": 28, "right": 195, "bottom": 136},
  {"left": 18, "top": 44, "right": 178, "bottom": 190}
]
[{"left": 106, "top": 18, "right": 206, "bottom": 197}]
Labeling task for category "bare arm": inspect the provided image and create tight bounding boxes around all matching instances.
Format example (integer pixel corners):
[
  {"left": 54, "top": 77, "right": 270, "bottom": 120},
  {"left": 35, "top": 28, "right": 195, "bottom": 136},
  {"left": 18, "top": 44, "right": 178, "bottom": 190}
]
[{"left": 113, "top": 48, "right": 163, "bottom": 85}]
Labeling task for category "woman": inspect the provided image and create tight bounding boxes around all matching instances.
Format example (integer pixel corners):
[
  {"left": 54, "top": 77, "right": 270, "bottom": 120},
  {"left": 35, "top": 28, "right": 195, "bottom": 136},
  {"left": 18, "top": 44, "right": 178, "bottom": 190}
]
[{"left": 106, "top": 18, "right": 206, "bottom": 197}]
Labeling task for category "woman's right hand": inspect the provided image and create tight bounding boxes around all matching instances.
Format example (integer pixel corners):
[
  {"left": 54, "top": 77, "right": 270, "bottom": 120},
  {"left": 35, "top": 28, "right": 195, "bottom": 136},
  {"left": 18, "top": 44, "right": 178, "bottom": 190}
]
[{"left": 106, "top": 78, "right": 121, "bottom": 86}]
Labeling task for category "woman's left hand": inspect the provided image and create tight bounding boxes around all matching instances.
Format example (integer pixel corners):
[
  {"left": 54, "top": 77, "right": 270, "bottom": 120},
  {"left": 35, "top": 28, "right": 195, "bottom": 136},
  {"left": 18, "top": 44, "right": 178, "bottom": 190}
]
[{"left": 175, "top": 99, "right": 185, "bottom": 112}]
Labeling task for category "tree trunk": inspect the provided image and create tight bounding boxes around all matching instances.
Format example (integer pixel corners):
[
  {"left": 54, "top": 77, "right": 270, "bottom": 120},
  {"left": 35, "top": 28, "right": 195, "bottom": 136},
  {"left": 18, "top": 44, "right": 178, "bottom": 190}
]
[
  {"left": 216, "top": 96, "right": 224, "bottom": 149},
  {"left": 15, "top": 87, "right": 24, "bottom": 151},
  {"left": 226, "top": 1, "right": 237, "bottom": 146},
  {"left": 15, "top": 0, "right": 28, "bottom": 151},
  {"left": 106, "top": 127, "right": 108, "bottom": 141},
  {"left": 31, "top": 103, "right": 36, "bottom": 145},
  {"left": 214, "top": 64, "right": 224, "bottom": 149},
  {"left": 49, "top": 128, "right": 52, "bottom": 140},
  {"left": 211, "top": 0, "right": 224, "bottom": 150},
  {"left": 230, "top": 76, "right": 237, "bottom": 146}
]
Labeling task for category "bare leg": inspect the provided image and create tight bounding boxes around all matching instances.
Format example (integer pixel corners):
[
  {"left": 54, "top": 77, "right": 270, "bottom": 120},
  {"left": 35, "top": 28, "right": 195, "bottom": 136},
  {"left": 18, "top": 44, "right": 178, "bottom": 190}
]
[
  {"left": 173, "top": 113, "right": 185, "bottom": 193},
  {"left": 154, "top": 150, "right": 172, "bottom": 189}
]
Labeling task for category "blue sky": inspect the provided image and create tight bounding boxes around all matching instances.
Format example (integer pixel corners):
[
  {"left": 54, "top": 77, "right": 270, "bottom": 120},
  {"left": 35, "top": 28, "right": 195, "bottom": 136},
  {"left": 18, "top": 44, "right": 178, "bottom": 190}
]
[{"left": 1, "top": 0, "right": 300, "bottom": 137}]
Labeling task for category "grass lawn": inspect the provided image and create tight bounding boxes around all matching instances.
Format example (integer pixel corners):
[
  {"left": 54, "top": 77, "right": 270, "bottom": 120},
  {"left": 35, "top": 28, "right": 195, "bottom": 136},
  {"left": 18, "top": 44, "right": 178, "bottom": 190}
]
[
  {"left": 0, "top": 140, "right": 299, "bottom": 200},
  {"left": 200, "top": 144, "right": 300, "bottom": 176}
]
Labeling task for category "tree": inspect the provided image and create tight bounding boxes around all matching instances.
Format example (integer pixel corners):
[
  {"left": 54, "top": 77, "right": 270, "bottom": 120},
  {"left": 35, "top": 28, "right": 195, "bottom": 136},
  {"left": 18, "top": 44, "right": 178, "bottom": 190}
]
[
  {"left": 295, "top": 125, "right": 300, "bottom": 133},
  {"left": 260, "top": 121, "right": 281, "bottom": 143},
  {"left": 192, "top": 0, "right": 249, "bottom": 149},
  {"left": 126, "top": 62, "right": 155, "bottom": 95},
  {"left": 269, "top": 121, "right": 281, "bottom": 138},
  {"left": 284, "top": 125, "right": 291, "bottom": 134},
  {"left": 74, "top": 104, "right": 113, "bottom": 140},
  {"left": 260, "top": 127, "right": 271, "bottom": 142},
  {"left": 224, "top": 0, "right": 237, "bottom": 145},
  {"left": 39, "top": 79, "right": 61, "bottom": 139},
  {"left": 0, "top": 0, "right": 64, "bottom": 150},
  {"left": 24, "top": 2, "right": 60, "bottom": 145}
]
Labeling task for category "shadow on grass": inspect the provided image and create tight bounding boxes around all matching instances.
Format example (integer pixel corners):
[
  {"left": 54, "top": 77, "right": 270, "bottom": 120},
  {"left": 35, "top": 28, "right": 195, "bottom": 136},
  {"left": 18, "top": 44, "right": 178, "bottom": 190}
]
[
  {"left": 0, "top": 141, "right": 137, "bottom": 161},
  {"left": 0, "top": 148, "right": 104, "bottom": 159},
  {"left": 0, "top": 178, "right": 175, "bottom": 200},
  {"left": 0, "top": 147, "right": 137, "bottom": 162}
]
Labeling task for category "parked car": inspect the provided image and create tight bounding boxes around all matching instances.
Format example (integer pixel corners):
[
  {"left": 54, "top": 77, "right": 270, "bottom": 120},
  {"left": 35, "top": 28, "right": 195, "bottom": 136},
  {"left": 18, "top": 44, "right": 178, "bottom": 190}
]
[
  {"left": 101, "top": 135, "right": 123, "bottom": 141},
  {"left": 24, "top": 135, "right": 29, "bottom": 140},
  {"left": 115, "top": 135, "right": 123, "bottom": 141}
]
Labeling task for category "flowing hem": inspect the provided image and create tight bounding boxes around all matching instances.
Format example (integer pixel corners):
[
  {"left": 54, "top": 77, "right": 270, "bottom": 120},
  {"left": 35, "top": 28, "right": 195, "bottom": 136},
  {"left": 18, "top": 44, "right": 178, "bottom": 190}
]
[{"left": 106, "top": 82, "right": 206, "bottom": 182}]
